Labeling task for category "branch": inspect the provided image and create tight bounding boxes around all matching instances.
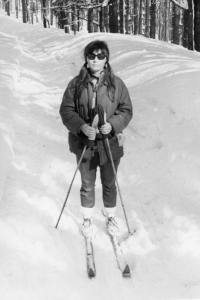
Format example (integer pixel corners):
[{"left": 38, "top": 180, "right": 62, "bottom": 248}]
[{"left": 79, "top": 4, "right": 102, "bottom": 9}]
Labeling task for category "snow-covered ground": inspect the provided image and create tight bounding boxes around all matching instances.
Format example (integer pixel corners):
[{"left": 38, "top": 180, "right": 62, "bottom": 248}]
[{"left": 1, "top": 9, "right": 200, "bottom": 300}]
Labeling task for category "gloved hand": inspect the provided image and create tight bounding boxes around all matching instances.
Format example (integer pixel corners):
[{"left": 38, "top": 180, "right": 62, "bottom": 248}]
[
  {"left": 99, "top": 122, "right": 112, "bottom": 135},
  {"left": 80, "top": 124, "right": 96, "bottom": 140}
]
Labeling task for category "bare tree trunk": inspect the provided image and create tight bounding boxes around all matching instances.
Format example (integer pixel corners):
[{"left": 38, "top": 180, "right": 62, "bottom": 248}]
[
  {"left": 28, "top": 0, "right": 33, "bottom": 24},
  {"left": 42, "top": 0, "right": 47, "bottom": 27},
  {"left": 173, "top": 4, "right": 180, "bottom": 45},
  {"left": 183, "top": 7, "right": 188, "bottom": 48},
  {"left": 179, "top": 8, "right": 184, "bottom": 46},
  {"left": 134, "top": 0, "right": 139, "bottom": 34},
  {"left": 145, "top": 0, "right": 150, "bottom": 37},
  {"left": 35, "top": 0, "right": 38, "bottom": 23},
  {"left": 88, "top": 8, "right": 94, "bottom": 32},
  {"left": 194, "top": 0, "right": 200, "bottom": 52},
  {"left": 72, "top": 4, "right": 77, "bottom": 34},
  {"left": 100, "top": 6, "right": 105, "bottom": 32},
  {"left": 158, "top": 0, "right": 162, "bottom": 39},
  {"left": 162, "top": 0, "right": 166, "bottom": 40},
  {"left": 62, "top": 9, "right": 68, "bottom": 30},
  {"left": 22, "top": 0, "right": 27, "bottom": 22},
  {"left": 50, "top": 0, "right": 53, "bottom": 25},
  {"left": 150, "top": 0, "right": 156, "bottom": 38},
  {"left": 15, "top": 0, "right": 18, "bottom": 17},
  {"left": 161, "top": 0, "right": 166, "bottom": 40},
  {"left": 60, "top": 10, "right": 64, "bottom": 28},
  {"left": 139, "top": 0, "right": 143, "bottom": 34},
  {"left": 93, "top": 0, "right": 99, "bottom": 32},
  {"left": 69, "top": 9, "right": 73, "bottom": 31},
  {"left": 77, "top": 8, "right": 80, "bottom": 32},
  {"left": 110, "top": 0, "right": 118, "bottom": 33},
  {"left": 164, "top": 0, "right": 170, "bottom": 41},
  {"left": 104, "top": 6, "right": 109, "bottom": 32},
  {"left": 129, "top": 0, "right": 134, "bottom": 33},
  {"left": 27, "top": 0, "right": 30, "bottom": 23},
  {"left": 125, "top": 0, "right": 130, "bottom": 33},
  {"left": 79, "top": 8, "right": 84, "bottom": 29},
  {"left": 119, "top": 0, "right": 124, "bottom": 33},
  {"left": 6, "top": 0, "right": 10, "bottom": 16},
  {"left": 168, "top": 0, "right": 173, "bottom": 42}
]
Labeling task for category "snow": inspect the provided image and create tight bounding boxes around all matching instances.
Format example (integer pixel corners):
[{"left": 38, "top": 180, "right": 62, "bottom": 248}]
[
  {"left": 171, "top": 0, "right": 188, "bottom": 10},
  {"left": 1, "top": 9, "right": 200, "bottom": 300}
]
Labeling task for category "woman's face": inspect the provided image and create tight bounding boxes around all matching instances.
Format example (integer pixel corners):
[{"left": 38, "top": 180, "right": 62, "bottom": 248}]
[{"left": 86, "top": 49, "right": 107, "bottom": 76}]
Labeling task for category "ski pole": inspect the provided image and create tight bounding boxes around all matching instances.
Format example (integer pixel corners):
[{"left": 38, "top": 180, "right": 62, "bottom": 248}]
[
  {"left": 105, "top": 137, "right": 132, "bottom": 236},
  {"left": 55, "top": 115, "right": 99, "bottom": 229},
  {"left": 55, "top": 145, "right": 87, "bottom": 229}
]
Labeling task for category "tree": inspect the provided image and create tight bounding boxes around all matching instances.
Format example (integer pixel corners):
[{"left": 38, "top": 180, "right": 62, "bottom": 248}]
[
  {"left": 9, "top": 0, "right": 200, "bottom": 52},
  {"left": 187, "top": 0, "right": 193, "bottom": 50},
  {"left": 134, "top": 0, "right": 140, "bottom": 34},
  {"left": 173, "top": 3, "right": 180, "bottom": 45},
  {"left": 125, "top": 0, "right": 130, "bottom": 34},
  {"left": 88, "top": 8, "right": 94, "bottom": 32},
  {"left": 158, "top": 0, "right": 163, "bottom": 40},
  {"left": 105, "top": 6, "right": 109, "bottom": 32},
  {"left": 183, "top": 6, "right": 188, "bottom": 48},
  {"left": 119, "top": 0, "right": 124, "bottom": 33},
  {"left": 164, "top": 0, "right": 170, "bottom": 41},
  {"left": 100, "top": 6, "right": 105, "bottom": 32},
  {"left": 139, "top": 0, "right": 144, "bottom": 34},
  {"left": 194, "top": 0, "right": 200, "bottom": 51},
  {"left": 145, "top": 0, "right": 150, "bottom": 37},
  {"left": 21, "top": 0, "right": 27, "bottom": 22},
  {"left": 15, "top": 0, "right": 18, "bottom": 18},
  {"left": 150, "top": 0, "right": 156, "bottom": 38},
  {"left": 6, "top": 0, "right": 10, "bottom": 16},
  {"left": 72, "top": 4, "right": 78, "bottom": 34},
  {"left": 109, "top": 0, "right": 118, "bottom": 33}
]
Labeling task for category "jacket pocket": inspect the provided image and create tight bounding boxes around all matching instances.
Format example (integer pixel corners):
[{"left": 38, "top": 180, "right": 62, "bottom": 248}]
[
  {"left": 68, "top": 132, "right": 93, "bottom": 160},
  {"left": 109, "top": 136, "right": 124, "bottom": 160},
  {"left": 68, "top": 132, "right": 82, "bottom": 155}
]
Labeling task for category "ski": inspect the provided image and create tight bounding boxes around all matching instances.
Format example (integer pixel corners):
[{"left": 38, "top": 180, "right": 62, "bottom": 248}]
[
  {"left": 102, "top": 209, "right": 131, "bottom": 277},
  {"left": 85, "top": 236, "right": 96, "bottom": 278},
  {"left": 109, "top": 234, "right": 131, "bottom": 277}
]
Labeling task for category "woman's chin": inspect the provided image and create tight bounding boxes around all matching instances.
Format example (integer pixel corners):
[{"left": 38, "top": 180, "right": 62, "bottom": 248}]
[{"left": 91, "top": 68, "right": 103, "bottom": 75}]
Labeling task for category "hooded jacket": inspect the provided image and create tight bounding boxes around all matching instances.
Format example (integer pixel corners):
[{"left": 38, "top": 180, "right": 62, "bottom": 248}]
[{"left": 60, "top": 73, "right": 133, "bottom": 165}]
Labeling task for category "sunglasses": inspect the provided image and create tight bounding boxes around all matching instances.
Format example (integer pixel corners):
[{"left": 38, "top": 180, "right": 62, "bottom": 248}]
[{"left": 87, "top": 53, "right": 107, "bottom": 60}]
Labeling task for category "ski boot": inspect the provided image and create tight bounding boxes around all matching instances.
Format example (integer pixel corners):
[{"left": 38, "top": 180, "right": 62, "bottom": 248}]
[
  {"left": 107, "top": 215, "right": 119, "bottom": 236},
  {"left": 82, "top": 217, "right": 93, "bottom": 238}
]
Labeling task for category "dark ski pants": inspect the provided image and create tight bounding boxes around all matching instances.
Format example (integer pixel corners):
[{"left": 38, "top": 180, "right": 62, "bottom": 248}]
[{"left": 77, "top": 151, "right": 120, "bottom": 208}]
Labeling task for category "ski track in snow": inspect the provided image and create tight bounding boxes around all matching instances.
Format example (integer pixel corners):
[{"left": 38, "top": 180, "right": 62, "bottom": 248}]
[{"left": 1, "top": 9, "right": 200, "bottom": 300}]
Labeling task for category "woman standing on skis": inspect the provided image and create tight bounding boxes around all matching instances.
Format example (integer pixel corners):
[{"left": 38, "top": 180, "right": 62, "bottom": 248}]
[{"left": 60, "top": 40, "right": 132, "bottom": 237}]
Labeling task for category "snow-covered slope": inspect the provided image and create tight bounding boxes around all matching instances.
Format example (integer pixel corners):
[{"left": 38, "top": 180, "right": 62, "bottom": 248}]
[{"left": 1, "top": 10, "right": 200, "bottom": 300}]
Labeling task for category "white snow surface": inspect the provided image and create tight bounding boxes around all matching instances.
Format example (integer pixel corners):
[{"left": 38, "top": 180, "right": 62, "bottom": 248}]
[{"left": 1, "top": 10, "right": 200, "bottom": 300}]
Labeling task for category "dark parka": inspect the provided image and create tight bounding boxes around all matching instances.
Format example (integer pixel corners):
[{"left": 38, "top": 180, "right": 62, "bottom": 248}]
[{"left": 60, "top": 74, "right": 133, "bottom": 165}]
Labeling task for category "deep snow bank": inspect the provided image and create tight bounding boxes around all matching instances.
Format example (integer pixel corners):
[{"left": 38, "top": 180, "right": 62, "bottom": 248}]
[{"left": 0, "top": 27, "right": 21, "bottom": 201}]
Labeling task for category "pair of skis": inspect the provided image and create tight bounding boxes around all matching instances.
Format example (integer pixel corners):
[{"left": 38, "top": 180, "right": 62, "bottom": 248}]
[{"left": 85, "top": 233, "right": 131, "bottom": 278}]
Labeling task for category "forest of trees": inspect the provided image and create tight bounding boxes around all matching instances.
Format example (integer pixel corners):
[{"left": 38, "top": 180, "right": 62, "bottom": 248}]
[{"left": 1, "top": 0, "right": 200, "bottom": 52}]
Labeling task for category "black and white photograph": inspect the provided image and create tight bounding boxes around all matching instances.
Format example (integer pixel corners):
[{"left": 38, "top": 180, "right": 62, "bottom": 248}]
[{"left": 0, "top": 0, "right": 200, "bottom": 299}]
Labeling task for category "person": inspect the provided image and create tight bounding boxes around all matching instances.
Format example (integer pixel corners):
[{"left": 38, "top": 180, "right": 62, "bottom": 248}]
[{"left": 60, "top": 40, "right": 132, "bottom": 237}]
